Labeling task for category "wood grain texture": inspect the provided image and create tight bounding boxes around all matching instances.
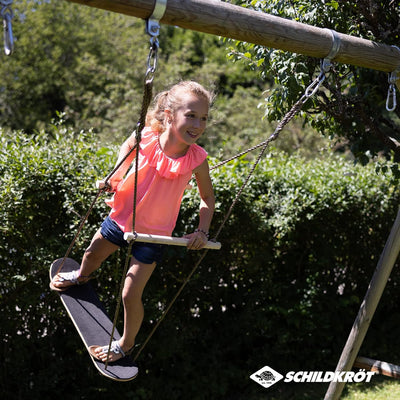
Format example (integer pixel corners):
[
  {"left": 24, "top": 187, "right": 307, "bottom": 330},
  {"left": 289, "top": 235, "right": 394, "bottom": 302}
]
[{"left": 66, "top": 0, "right": 400, "bottom": 73}]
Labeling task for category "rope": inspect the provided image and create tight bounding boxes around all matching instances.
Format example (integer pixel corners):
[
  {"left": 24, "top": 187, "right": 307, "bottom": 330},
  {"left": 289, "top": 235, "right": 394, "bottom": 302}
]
[
  {"left": 210, "top": 92, "right": 311, "bottom": 172},
  {"left": 55, "top": 189, "right": 105, "bottom": 275},
  {"left": 53, "top": 35, "right": 158, "bottom": 368},
  {"left": 104, "top": 26, "right": 160, "bottom": 369},
  {"left": 213, "top": 96, "right": 306, "bottom": 238},
  {"left": 105, "top": 71, "right": 156, "bottom": 369},
  {"left": 133, "top": 248, "right": 210, "bottom": 362}
]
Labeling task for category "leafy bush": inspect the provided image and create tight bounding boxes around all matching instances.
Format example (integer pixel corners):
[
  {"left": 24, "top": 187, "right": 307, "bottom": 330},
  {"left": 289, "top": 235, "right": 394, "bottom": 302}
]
[
  {"left": 1, "top": 127, "right": 400, "bottom": 399},
  {"left": 0, "top": 123, "right": 116, "bottom": 397}
]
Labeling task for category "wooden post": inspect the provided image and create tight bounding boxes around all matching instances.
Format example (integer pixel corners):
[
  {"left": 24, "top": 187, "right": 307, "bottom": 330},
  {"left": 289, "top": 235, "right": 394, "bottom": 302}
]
[
  {"left": 324, "top": 208, "right": 400, "bottom": 400},
  {"left": 66, "top": 0, "right": 400, "bottom": 74}
]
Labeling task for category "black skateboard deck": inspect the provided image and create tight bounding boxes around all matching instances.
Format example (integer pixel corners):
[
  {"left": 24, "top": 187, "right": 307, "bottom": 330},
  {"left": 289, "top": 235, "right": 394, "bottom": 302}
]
[{"left": 49, "top": 258, "right": 138, "bottom": 382}]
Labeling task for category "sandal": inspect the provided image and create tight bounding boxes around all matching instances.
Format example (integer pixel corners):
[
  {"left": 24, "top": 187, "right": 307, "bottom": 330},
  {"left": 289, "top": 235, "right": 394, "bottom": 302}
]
[
  {"left": 49, "top": 269, "right": 90, "bottom": 292},
  {"left": 89, "top": 340, "right": 130, "bottom": 363}
]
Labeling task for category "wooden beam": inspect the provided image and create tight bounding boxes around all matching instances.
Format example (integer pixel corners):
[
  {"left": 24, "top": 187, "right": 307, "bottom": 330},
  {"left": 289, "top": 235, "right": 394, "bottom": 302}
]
[
  {"left": 66, "top": 0, "right": 400, "bottom": 74},
  {"left": 354, "top": 356, "right": 400, "bottom": 380}
]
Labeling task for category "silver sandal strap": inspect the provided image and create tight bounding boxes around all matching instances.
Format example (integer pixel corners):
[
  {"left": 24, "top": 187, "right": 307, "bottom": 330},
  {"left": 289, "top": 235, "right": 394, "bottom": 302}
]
[
  {"left": 57, "top": 270, "right": 80, "bottom": 284},
  {"left": 101, "top": 340, "right": 125, "bottom": 357}
]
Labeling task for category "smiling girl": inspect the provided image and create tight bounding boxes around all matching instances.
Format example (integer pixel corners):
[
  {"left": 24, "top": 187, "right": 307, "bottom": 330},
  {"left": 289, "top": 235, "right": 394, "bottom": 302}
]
[{"left": 50, "top": 81, "right": 215, "bottom": 362}]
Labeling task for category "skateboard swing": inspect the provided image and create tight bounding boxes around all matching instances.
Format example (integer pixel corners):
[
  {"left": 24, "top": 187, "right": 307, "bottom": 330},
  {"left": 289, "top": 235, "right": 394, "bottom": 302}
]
[{"left": 50, "top": 231, "right": 221, "bottom": 381}]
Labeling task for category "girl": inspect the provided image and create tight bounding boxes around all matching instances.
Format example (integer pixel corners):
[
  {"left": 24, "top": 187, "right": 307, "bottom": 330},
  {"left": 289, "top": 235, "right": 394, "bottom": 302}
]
[{"left": 51, "top": 81, "right": 215, "bottom": 362}]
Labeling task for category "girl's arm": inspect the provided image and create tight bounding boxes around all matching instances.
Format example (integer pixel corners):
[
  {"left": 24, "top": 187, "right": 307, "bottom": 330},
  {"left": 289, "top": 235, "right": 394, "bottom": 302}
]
[
  {"left": 185, "top": 159, "right": 215, "bottom": 250},
  {"left": 108, "top": 132, "right": 137, "bottom": 190}
]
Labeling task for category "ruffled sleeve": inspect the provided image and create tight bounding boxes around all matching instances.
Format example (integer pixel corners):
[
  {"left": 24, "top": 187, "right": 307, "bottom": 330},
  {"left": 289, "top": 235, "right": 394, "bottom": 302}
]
[{"left": 139, "top": 128, "right": 208, "bottom": 179}]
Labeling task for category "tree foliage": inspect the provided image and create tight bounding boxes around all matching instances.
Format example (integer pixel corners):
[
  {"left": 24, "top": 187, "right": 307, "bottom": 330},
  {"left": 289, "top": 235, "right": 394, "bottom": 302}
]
[
  {"left": 2, "top": 1, "right": 399, "bottom": 163},
  {"left": 2, "top": 126, "right": 400, "bottom": 399},
  {"left": 0, "top": 0, "right": 151, "bottom": 136},
  {"left": 229, "top": 0, "right": 400, "bottom": 167},
  {"left": 0, "top": 1, "right": 275, "bottom": 155},
  {"left": 0, "top": 0, "right": 334, "bottom": 161}
]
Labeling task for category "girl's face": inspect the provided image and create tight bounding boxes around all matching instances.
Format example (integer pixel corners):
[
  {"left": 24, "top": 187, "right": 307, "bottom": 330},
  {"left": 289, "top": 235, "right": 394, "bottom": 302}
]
[{"left": 167, "top": 92, "right": 209, "bottom": 146}]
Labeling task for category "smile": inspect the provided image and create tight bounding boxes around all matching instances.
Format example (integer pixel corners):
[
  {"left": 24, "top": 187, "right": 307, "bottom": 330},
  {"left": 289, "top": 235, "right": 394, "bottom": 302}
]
[{"left": 187, "top": 131, "right": 198, "bottom": 139}]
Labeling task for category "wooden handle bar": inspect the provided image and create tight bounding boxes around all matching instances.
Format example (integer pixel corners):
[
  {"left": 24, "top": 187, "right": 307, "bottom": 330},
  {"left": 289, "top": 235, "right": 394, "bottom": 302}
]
[{"left": 123, "top": 232, "right": 221, "bottom": 250}]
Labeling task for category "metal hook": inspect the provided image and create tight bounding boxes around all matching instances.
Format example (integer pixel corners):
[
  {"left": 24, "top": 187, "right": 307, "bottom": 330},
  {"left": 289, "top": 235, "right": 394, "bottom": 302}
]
[
  {"left": 386, "top": 46, "right": 400, "bottom": 112},
  {"left": 143, "top": 0, "right": 167, "bottom": 82},
  {"left": 304, "top": 30, "right": 341, "bottom": 98},
  {"left": 1, "top": 1, "right": 13, "bottom": 55},
  {"left": 146, "top": 0, "right": 167, "bottom": 39},
  {"left": 320, "top": 30, "right": 341, "bottom": 74},
  {"left": 386, "top": 71, "right": 398, "bottom": 112},
  {"left": 324, "top": 29, "right": 341, "bottom": 61}
]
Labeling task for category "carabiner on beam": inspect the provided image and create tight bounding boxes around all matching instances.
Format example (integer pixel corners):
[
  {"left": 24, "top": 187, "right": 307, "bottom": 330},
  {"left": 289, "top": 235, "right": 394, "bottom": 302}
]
[
  {"left": 386, "top": 71, "right": 398, "bottom": 112},
  {"left": 1, "top": 0, "right": 13, "bottom": 55}
]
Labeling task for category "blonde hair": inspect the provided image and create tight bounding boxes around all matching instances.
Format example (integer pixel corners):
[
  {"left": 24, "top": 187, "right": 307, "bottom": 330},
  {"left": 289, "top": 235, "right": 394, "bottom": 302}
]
[{"left": 146, "top": 81, "right": 214, "bottom": 133}]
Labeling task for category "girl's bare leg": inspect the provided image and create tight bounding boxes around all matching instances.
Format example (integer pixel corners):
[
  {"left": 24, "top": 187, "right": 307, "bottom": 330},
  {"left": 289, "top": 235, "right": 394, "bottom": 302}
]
[
  {"left": 93, "top": 258, "right": 156, "bottom": 362},
  {"left": 52, "top": 229, "right": 119, "bottom": 289}
]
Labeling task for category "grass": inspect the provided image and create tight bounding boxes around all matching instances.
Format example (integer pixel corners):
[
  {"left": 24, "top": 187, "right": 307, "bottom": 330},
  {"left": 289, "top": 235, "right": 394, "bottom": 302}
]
[
  {"left": 274, "top": 376, "right": 400, "bottom": 399},
  {"left": 341, "top": 379, "right": 400, "bottom": 400}
]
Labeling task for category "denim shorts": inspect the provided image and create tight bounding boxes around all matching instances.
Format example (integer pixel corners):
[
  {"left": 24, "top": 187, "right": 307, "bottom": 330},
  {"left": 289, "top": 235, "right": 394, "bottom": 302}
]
[{"left": 100, "top": 216, "right": 165, "bottom": 264}]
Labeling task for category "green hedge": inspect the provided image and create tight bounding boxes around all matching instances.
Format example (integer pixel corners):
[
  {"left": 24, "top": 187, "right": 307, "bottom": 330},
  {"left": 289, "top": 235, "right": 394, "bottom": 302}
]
[{"left": 1, "top": 127, "right": 400, "bottom": 399}]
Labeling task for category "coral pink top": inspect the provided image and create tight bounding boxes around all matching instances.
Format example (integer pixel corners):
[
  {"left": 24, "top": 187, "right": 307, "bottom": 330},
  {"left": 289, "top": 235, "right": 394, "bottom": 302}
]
[{"left": 106, "top": 128, "right": 208, "bottom": 236}]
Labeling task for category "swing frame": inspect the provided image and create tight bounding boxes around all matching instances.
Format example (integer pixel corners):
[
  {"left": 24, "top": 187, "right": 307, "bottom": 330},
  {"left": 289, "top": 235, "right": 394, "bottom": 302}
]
[{"left": 53, "top": 2, "right": 400, "bottom": 398}]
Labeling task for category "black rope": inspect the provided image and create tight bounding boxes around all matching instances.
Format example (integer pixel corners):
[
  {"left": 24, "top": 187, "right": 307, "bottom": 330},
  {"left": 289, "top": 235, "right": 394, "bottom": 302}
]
[
  {"left": 55, "top": 188, "right": 105, "bottom": 276},
  {"left": 105, "top": 73, "right": 156, "bottom": 369},
  {"left": 210, "top": 95, "right": 306, "bottom": 172}
]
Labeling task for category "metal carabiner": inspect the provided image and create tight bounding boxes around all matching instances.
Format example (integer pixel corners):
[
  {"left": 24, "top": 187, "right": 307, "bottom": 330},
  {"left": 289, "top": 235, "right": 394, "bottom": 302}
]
[
  {"left": 145, "top": 39, "right": 159, "bottom": 84},
  {"left": 3, "top": 9, "right": 13, "bottom": 55},
  {"left": 1, "top": 0, "right": 13, "bottom": 55},
  {"left": 386, "top": 82, "right": 397, "bottom": 112},
  {"left": 305, "top": 60, "right": 329, "bottom": 98},
  {"left": 386, "top": 71, "right": 398, "bottom": 112},
  {"left": 305, "top": 73, "right": 325, "bottom": 98}
]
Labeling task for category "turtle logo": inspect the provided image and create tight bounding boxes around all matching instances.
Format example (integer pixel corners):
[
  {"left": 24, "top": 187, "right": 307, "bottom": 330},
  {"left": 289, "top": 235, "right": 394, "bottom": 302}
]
[
  {"left": 256, "top": 370, "right": 275, "bottom": 382},
  {"left": 250, "top": 366, "right": 284, "bottom": 389}
]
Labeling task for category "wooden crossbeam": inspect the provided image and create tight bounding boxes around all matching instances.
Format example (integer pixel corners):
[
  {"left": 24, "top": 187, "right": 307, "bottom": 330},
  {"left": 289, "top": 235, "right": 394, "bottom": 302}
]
[{"left": 66, "top": 0, "right": 400, "bottom": 76}]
